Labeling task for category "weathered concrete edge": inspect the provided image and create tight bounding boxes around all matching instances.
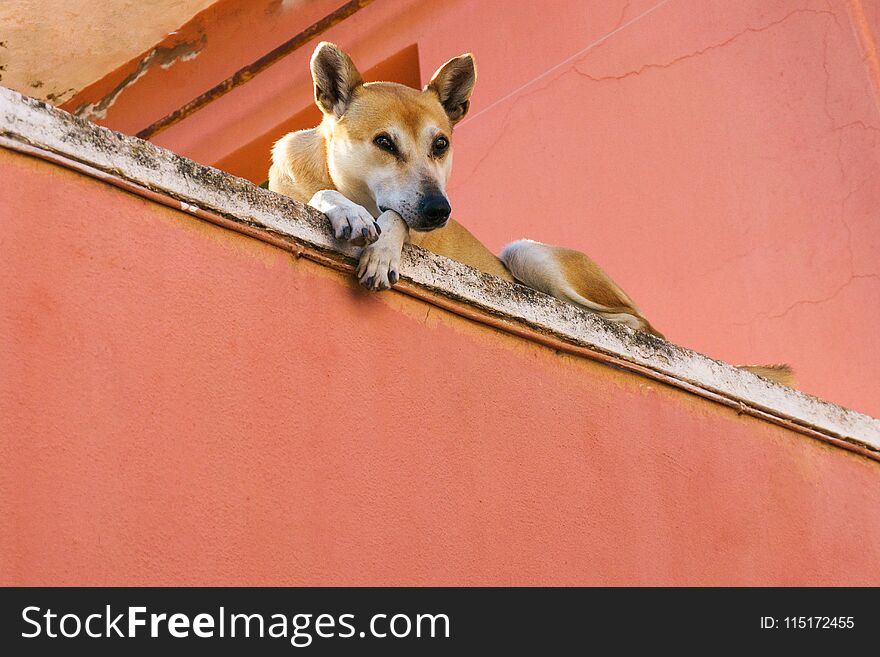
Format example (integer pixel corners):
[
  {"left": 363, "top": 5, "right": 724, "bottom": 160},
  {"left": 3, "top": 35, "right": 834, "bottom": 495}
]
[{"left": 2, "top": 86, "right": 879, "bottom": 452}]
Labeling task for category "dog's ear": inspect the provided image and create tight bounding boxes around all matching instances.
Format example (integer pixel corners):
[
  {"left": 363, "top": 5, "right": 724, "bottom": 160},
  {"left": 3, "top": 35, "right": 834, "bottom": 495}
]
[
  {"left": 426, "top": 54, "right": 476, "bottom": 125},
  {"left": 310, "top": 42, "right": 363, "bottom": 118}
]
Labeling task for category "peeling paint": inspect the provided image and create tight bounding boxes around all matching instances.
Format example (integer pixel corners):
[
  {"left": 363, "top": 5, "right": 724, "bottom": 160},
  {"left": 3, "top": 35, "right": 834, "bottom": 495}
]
[
  {"left": 73, "top": 35, "right": 206, "bottom": 122},
  {"left": 45, "top": 88, "right": 76, "bottom": 104},
  {"left": 0, "top": 0, "right": 218, "bottom": 105}
]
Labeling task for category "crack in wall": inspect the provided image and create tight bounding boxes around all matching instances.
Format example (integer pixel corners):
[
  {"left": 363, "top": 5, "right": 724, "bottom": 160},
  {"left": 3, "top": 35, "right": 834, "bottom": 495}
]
[
  {"left": 818, "top": 24, "right": 880, "bottom": 185},
  {"left": 458, "top": 6, "right": 841, "bottom": 185},
  {"left": 572, "top": 8, "right": 838, "bottom": 82},
  {"left": 72, "top": 34, "right": 206, "bottom": 122},
  {"left": 734, "top": 7, "right": 880, "bottom": 328},
  {"left": 455, "top": 55, "right": 592, "bottom": 184},
  {"left": 733, "top": 174, "right": 878, "bottom": 326},
  {"left": 588, "top": 1, "right": 633, "bottom": 58},
  {"left": 761, "top": 273, "right": 879, "bottom": 322},
  {"left": 454, "top": 1, "right": 646, "bottom": 183},
  {"left": 820, "top": 27, "right": 850, "bottom": 182}
]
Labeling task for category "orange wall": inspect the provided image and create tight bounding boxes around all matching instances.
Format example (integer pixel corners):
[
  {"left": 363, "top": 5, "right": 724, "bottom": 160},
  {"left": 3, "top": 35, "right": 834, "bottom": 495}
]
[
  {"left": 65, "top": 0, "right": 880, "bottom": 419},
  {"left": 3, "top": 147, "right": 880, "bottom": 586}
]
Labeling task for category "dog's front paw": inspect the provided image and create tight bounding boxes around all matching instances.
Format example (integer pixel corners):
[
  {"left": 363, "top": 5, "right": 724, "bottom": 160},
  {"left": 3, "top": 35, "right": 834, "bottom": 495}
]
[
  {"left": 325, "top": 204, "right": 381, "bottom": 246},
  {"left": 309, "top": 191, "right": 381, "bottom": 246},
  {"left": 356, "top": 240, "right": 401, "bottom": 291}
]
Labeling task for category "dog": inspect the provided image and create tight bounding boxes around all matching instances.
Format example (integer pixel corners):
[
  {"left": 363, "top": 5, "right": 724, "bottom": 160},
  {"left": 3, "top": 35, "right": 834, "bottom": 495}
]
[{"left": 270, "top": 42, "right": 792, "bottom": 387}]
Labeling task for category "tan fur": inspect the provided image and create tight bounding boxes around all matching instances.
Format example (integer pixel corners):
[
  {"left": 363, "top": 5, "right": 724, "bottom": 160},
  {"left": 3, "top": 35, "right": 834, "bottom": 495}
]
[
  {"left": 412, "top": 220, "right": 514, "bottom": 282},
  {"left": 270, "top": 128, "right": 331, "bottom": 203},
  {"left": 508, "top": 242, "right": 662, "bottom": 336},
  {"left": 270, "top": 43, "right": 794, "bottom": 388},
  {"left": 738, "top": 365, "right": 795, "bottom": 387}
]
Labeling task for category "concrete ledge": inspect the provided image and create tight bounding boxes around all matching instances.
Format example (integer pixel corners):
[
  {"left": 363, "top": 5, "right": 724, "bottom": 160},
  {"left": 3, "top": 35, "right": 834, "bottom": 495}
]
[{"left": 2, "top": 85, "right": 879, "bottom": 458}]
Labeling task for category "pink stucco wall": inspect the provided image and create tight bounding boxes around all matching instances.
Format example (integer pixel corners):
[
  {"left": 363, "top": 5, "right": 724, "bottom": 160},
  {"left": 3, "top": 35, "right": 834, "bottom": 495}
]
[
  {"left": 66, "top": 0, "right": 880, "bottom": 418},
  {"left": 2, "top": 146, "right": 880, "bottom": 586}
]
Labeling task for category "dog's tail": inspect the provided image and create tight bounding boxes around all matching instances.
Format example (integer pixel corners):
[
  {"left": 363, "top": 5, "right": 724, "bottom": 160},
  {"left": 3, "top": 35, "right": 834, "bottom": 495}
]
[
  {"left": 738, "top": 364, "right": 795, "bottom": 387},
  {"left": 499, "top": 239, "right": 664, "bottom": 337},
  {"left": 500, "top": 239, "right": 795, "bottom": 388}
]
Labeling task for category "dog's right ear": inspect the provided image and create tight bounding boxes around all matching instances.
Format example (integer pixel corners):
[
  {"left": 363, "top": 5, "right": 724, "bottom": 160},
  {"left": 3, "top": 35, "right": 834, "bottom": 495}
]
[{"left": 310, "top": 42, "right": 363, "bottom": 118}]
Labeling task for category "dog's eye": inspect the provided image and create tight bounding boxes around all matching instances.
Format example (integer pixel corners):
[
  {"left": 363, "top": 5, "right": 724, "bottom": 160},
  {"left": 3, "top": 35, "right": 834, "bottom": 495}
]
[
  {"left": 373, "top": 134, "right": 396, "bottom": 153},
  {"left": 432, "top": 136, "right": 449, "bottom": 155}
]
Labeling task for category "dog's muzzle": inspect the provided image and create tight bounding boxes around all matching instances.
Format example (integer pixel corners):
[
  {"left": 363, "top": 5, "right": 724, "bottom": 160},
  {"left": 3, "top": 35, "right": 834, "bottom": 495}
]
[{"left": 379, "top": 197, "right": 450, "bottom": 232}]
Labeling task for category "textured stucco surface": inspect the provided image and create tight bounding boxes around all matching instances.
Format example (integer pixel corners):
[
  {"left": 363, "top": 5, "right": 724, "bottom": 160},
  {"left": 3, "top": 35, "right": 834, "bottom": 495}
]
[
  {"left": 2, "top": 144, "right": 880, "bottom": 586},
  {"left": 0, "top": 0, "right": 218, "bottom": 104}
]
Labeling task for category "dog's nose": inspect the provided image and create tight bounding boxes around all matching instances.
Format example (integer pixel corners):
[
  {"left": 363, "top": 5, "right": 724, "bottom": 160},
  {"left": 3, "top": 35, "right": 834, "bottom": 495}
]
[{"left": 419, "top": 195, "right": 451, "bottom": 225}]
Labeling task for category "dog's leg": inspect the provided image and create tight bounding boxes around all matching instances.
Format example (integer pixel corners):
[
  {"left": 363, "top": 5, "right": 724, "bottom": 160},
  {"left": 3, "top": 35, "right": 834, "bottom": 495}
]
[
  {"left": 500, "top": 240, "right": 797, "bottom": 385},
  {"left": 500, "top": 239, "right": 662, "bottom": 336},
  {"left": 309, "top": 190, "right": 381, "bottom": 246},
  {"left": 356, "top": 210, "right": 409, "bottom": 291}
]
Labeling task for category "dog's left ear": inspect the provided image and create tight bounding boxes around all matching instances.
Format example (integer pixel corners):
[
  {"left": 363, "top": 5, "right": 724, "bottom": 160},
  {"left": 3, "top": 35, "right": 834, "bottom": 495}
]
[
  {"left": 311, "top": 42, "right": 364, "bottom": 118},
  {"left": 426, "top": 54, "right": 476, "bottom": 125}
]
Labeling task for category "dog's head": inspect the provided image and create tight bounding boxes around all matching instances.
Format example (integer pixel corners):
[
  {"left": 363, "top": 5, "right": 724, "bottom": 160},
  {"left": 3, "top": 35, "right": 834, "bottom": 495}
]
[{"left": 310, "top": 42, "right": 475, "bottom": 231}]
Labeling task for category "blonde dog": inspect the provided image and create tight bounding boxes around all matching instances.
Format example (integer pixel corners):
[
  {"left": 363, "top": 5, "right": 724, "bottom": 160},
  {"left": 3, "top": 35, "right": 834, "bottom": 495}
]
[{"left": 270, "top": 42, "right": 791, "bottom": 386}]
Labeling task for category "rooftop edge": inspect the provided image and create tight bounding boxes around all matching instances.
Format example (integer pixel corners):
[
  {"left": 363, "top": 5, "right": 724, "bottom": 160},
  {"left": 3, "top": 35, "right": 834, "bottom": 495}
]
[{"left": 2, "top": 86, "right": 878, "bottom": 460}]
